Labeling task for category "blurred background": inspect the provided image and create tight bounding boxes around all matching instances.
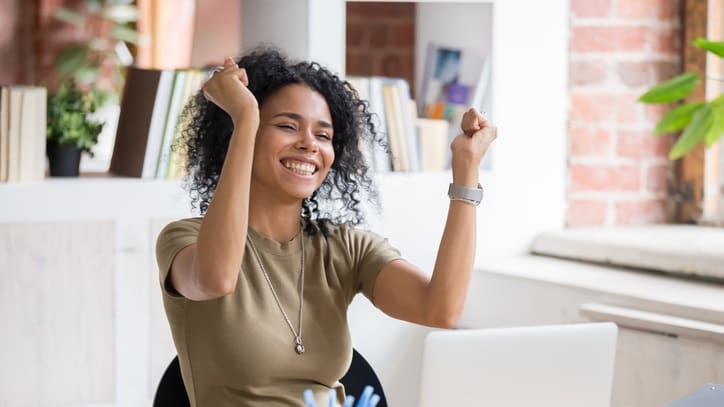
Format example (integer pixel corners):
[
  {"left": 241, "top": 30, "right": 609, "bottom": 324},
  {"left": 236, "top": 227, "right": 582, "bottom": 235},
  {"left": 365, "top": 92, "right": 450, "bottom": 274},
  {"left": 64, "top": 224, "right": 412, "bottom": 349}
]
[{"left": 1, "top": 0, "right": 723, "bottom": 406}]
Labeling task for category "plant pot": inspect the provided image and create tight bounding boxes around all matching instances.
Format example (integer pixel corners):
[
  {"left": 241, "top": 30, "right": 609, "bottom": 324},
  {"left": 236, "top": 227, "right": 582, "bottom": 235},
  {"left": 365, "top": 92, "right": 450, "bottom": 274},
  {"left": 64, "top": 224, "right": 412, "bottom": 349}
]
[{"left": 47, "top": 142, "right": 82, "bottom": 177}]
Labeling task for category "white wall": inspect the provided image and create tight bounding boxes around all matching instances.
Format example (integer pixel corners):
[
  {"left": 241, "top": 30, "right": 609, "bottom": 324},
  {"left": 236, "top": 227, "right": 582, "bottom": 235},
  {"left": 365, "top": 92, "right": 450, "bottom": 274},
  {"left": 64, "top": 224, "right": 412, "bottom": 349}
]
[
  {"left": 241, "top": 0, "right": 346, "bottom": 75},
  {"left": 415, "top": 3, "right": 494, "bottom": 108}
]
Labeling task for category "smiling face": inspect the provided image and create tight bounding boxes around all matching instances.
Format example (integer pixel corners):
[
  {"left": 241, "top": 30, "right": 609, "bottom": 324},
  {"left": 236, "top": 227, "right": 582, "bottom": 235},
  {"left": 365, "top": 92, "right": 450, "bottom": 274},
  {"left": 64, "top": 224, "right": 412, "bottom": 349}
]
[{"left": 250, "top": 83, "right": 335, "bottom": 203}]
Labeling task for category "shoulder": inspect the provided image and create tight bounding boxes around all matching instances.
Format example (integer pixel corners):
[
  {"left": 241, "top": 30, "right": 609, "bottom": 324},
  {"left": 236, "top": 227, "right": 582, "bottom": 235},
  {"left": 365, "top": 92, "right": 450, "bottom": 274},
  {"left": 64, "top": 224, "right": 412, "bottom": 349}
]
[
  {"left": 156, "top": 217, "right": 203, "bottom": 253},
  {"left": 159, "top": 217, "right": 203, "bottom": 236}
]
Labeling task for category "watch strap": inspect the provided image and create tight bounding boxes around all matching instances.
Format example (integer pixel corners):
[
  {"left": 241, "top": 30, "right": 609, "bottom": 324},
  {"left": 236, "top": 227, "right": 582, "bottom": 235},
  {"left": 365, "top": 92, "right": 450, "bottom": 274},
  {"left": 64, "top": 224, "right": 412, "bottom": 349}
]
[{"left": 448, "top": 183, "right": 483, "bottom": 206}]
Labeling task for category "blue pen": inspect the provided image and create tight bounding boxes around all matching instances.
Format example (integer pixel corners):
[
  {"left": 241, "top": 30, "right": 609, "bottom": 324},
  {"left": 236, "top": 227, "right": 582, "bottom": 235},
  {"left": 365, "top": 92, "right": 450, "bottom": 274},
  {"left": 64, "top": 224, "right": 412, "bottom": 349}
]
[
  {"left": 342, "top": 395, "right": 356, "bottom": 407},
  {"left": 303, "top": 389, "right": 316, "bottom": 407},
  {"left": 303, "top": 386, "right": 381, "bottom": 407},
  {"left": 355, "top": 386, "right": 374, "bottom": 407},
  {"left": 328, "top": 389, "right": 336, "bottom": 407}
]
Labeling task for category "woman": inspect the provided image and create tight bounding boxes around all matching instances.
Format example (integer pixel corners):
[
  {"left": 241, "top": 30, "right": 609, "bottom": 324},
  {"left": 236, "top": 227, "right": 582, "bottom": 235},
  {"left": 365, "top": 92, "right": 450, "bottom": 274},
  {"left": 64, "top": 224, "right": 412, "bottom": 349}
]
[{"left": 156, "top": 47, "right": 497, "bottom": 406}]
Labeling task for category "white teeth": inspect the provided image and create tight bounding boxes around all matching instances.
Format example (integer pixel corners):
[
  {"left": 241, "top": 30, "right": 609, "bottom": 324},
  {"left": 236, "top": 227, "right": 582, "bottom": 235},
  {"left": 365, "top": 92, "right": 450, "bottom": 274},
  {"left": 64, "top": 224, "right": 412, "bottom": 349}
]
[{"left": 282, "top": 160, "right": 315, "bottom": 176}]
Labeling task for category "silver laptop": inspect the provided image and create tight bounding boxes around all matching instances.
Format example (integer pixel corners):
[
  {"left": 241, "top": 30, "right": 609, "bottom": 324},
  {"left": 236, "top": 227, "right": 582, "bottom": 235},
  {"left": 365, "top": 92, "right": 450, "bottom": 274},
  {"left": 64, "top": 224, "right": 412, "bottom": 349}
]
[{"left": 418, "top": 322, "right": 618, "bottom": 407}]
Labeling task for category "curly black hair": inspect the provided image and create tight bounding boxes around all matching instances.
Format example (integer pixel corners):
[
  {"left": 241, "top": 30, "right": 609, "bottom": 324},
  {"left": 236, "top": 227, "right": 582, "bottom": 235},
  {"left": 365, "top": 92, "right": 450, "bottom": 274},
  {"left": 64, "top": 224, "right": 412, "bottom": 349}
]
[{"left": 177, "top": 47, "right": 385, "bottom": 236}]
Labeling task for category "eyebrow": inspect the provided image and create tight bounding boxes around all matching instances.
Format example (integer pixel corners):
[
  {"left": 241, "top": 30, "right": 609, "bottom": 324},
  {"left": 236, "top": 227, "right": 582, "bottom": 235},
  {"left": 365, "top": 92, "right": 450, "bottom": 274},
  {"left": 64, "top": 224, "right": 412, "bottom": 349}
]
[{"left": 272, "top": 112, "right": 333, "bottom": 129}]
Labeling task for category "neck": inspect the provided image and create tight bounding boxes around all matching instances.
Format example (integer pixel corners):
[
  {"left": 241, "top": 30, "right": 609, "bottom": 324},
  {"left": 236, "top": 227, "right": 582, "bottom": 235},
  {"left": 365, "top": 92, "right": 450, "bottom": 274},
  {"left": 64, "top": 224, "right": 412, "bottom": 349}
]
[{"left": 248, "top": 193, "right": 304, "bottom": 243}]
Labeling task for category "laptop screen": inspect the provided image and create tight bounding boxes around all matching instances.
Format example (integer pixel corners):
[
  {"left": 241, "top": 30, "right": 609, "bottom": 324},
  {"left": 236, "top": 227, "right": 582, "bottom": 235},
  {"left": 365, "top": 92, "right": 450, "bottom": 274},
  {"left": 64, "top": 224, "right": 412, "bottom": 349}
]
[{"left": 418, "top": 322, "right": 618, "bottom": 407}]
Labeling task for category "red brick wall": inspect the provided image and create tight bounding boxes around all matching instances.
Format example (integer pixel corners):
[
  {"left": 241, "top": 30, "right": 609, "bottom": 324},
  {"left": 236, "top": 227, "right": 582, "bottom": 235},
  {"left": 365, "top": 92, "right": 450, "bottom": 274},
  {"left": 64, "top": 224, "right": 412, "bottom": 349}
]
[
  {"left": 0, "top": 0, "right": 112, "bottom": 90},
  {"left": 567, "top": 0, "right": 681, "bottom": 226},
  {"left": 346, "top": 2, "right": 416, "bottom": 96},
  {"left": 0, "top": 0, "right": 36, "bottom": 84}
]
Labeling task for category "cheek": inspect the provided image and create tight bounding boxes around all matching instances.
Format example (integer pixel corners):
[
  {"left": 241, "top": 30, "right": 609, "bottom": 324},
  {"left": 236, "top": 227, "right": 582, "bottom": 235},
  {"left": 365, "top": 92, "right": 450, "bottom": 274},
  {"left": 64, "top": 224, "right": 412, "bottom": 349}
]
[{"left": 322, "top": 144, "right": 335, "bottom": 166}]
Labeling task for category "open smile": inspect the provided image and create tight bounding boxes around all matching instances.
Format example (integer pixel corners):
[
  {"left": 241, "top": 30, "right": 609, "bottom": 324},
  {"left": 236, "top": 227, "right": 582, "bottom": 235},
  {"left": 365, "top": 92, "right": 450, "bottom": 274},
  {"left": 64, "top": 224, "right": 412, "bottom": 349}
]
[{"left": 280, "top": 159, "right": 318, "bottom": 177}]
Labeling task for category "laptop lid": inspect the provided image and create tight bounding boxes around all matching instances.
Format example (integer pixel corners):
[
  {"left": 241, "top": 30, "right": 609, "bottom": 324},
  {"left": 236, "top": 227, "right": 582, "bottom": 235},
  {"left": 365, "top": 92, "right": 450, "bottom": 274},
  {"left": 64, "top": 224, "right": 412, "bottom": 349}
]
[
  {"left": 666, "top": 384, "right": 724, "bottom": 406},
  {"left": 418, "top": 322, "right": 618, "bottom": 407}
]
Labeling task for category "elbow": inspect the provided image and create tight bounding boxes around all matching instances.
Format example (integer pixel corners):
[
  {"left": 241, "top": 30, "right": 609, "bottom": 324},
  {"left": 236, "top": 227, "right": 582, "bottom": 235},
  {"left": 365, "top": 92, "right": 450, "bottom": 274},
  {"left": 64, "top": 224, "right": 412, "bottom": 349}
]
[
  {"left": 206, "top": 277, "right": 237, "bottom": 298},
  {"left": 426, "top": 308, "right": 463, "bottom": 329},
  {"left": 435, "top": 314, "right": 461, "bottom": 329},
  {"left": 193, "top": 267, "right": 237, "bottom": 299}
]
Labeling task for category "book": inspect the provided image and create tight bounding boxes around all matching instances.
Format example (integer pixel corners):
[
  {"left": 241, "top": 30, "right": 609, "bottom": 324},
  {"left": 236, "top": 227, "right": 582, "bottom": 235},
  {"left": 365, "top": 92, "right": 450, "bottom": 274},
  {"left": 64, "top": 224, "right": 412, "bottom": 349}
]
[
  {"left": 367, "top": 77, "right": 392, "bottom": 173},
  {"left": 6, "top": 87, "right": 23, "bottom": 182},
  {"left": 0, "top": 87, "right": 9, "bottom": 182},
  {"left": 155, "top": 70, "right": 188, "bottom": 178},
  {"left": 141, "top": 69, "right": 175, "bottom": 178},
  {"left": 382, "top": 83, "right": 406, "bottom": 171},
  {"left": 345, "top": 76, "right": 374, "bottom": 171},
  {"left": 348, "top": 76, "right": 420, "bottom": 173},
  {"left": 166, "top": 69, "right": 206, "bottom": 179},
  {"left": 18, "top": 87, "right": 47, "bottom": 182},
  {"left": 417, "top": 118, "right": 448, "bottom": 171},
  {"left": 109, "top": 67, "right": 164, "bottom": 177},
  {"left": 393, "top": 78, "right": 420, "bottom": 172}
]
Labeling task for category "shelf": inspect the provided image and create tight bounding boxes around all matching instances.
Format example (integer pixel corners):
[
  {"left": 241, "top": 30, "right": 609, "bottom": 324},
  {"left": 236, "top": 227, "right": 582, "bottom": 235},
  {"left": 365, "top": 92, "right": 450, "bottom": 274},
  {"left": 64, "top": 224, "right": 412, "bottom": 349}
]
[
  {"left": 0, "top": 170, "right": 462, "bottom": 223},
  {"left": 0, "top": 176, "right": 190, "bottom": 222}
]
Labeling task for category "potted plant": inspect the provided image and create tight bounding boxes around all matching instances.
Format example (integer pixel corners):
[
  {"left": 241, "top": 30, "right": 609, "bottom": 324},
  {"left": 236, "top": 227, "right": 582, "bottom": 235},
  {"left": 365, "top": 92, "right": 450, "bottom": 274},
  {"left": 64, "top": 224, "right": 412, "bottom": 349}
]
[
  {"left": 46, "top": 82, "right": 104, "bottom": 176},
  {"left": 47, "top": 0, "right": 141, "bottom": 174},
  {"left": 53, "top": 0, "right": 140, "bottom": 105}
]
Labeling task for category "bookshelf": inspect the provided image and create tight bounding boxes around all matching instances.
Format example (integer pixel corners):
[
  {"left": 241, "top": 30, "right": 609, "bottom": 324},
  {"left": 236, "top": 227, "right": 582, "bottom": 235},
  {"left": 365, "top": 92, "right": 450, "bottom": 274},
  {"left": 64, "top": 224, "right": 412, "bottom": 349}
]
[
  {"left": 241, "top": 0, "right": 569, "bottom": 258},
  {"left": 0, "top": 1, "right": 570, "bottom": 406}
]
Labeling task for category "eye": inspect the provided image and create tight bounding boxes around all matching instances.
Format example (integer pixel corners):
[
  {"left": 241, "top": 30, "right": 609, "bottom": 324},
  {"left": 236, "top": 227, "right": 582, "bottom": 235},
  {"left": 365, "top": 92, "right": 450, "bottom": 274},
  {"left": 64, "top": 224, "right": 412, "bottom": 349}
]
[
  {"left": 276, "top": 123, "right": 297, "bottom": 132},
  {"left": 316, "top": 133, "right": 332, "bottom": 141}
]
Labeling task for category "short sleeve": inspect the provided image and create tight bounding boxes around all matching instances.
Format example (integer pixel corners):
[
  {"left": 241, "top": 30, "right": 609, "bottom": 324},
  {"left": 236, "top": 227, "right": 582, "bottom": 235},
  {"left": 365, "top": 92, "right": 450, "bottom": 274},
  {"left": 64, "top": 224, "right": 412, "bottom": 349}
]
[
  {"left": 155, "top": 217, "right": 203, "bottom": 298},
  {"left": 344, "top": 227, "right": 404, "bottom": 303}
]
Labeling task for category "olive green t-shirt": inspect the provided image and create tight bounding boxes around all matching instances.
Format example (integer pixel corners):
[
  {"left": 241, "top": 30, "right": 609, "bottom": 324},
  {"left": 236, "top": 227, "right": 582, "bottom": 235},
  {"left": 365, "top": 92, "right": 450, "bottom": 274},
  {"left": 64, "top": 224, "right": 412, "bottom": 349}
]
[{"left": 155, "top": 217, "right": 403, "bottom": 407}]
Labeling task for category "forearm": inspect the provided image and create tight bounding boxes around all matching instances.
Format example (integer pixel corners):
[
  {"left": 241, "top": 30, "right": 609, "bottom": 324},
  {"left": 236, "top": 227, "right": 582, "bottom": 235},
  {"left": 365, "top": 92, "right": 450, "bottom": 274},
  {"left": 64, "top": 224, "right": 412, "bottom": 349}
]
[
  {"left": 425, "top": 198, "right": 477, "bottom": 328},
  {"left": 194, "top": 119, "right": 258, "bottom": 294}
]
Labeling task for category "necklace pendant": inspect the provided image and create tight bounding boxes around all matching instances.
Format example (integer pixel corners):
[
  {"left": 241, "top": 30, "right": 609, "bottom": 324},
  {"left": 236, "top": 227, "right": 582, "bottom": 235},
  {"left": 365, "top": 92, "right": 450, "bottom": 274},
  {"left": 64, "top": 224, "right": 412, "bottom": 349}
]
[{"left": 295, "top": 338, "right": 305, "bottom": 354}]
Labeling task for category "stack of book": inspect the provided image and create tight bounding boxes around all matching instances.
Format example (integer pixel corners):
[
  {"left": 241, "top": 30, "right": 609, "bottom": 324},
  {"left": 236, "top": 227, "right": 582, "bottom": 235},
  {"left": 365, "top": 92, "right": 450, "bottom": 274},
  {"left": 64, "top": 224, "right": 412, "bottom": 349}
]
[
  {"left": 0, "top": 86, "right": 47, "bottom": 183},
  {"left": 110, "top": 66, "right": 209, "bottom": 179},
  {"left": 346, "top": 76, "right": 449, "bottom": 173}
]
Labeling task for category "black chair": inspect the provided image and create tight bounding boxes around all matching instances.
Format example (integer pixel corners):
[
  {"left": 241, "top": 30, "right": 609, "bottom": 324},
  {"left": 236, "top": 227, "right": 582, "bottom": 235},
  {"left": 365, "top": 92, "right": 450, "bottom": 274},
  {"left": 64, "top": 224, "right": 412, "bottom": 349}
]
[{"left": 153, "top": 348, "right": 388, "bottom": 407}]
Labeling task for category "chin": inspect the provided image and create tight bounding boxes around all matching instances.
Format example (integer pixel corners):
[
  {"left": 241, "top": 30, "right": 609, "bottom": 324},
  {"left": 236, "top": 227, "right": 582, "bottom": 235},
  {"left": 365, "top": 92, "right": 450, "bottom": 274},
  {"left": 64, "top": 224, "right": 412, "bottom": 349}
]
[{"left": 287, "top": 186, "right": 319, "bottom": 201}]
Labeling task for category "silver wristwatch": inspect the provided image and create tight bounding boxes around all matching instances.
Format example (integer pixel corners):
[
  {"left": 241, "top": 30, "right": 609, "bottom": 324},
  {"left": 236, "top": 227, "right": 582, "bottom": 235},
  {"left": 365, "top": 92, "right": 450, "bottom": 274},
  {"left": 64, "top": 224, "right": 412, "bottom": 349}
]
[{"left": 448, "top": 183, "right": 484, "bottom": 206}]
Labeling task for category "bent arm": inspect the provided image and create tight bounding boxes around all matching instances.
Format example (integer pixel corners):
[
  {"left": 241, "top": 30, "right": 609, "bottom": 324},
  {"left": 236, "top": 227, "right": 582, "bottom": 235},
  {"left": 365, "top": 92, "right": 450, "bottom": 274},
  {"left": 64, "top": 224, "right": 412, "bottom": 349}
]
[
  {"left": 373, "top": 108, "right": 496, "bottom": 328},
  {"left": 170, "top": 119, "right": 258, "bottom": 301},
  {"left": 168, "top": 59, "right": 260, "bottom": 301}
]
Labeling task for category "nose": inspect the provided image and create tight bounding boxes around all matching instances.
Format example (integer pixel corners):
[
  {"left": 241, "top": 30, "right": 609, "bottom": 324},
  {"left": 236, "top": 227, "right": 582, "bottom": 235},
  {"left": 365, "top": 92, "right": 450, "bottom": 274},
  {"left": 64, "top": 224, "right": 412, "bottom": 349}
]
[{"left": 295, "top": 128, "right": 318, "bottom": 152}]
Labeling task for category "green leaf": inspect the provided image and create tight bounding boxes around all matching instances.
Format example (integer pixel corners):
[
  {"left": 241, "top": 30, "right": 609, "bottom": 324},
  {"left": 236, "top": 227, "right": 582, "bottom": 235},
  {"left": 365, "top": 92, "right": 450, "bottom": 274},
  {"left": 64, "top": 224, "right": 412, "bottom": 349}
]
[
  {"left": 670, "top": 104, "right": 712, "bottom": 159},
  {"left": 639, "top": 72, "right": 699, "bottom": 104},
  {"left": 53, "top": 7, "right": 85, "bottom": 27},
  {"left": 710, "top": 93, "right": 724, "bottom": 109},
  {"left": 693, "top": 37, "right": 724, "bottom": 58},
  {"left": 74, "top": 66, "right": 99, "bottom": 85},
  {"left": 706, "top": 103, "right": 724, "bottom": 147},
  {"left": 57, "top": 44, "right": 90, "bottom": 76},
  {"left": 86, "top": 0, "right": 103, "bottom": 14},
  {"left": 46, "top": 81, "right": 104, "bottom": 153},
  {"left": 88, "top": 37, "right": 111, "bottom": 51},
  {"left": 102, "top": 5, "right": 139, "bottom": 23},
  {"left": 109, "top": 25, "right": 140, "bottom": 44},
  {"left": 654, "top": 102, "right": 705, "bottom": 134}
]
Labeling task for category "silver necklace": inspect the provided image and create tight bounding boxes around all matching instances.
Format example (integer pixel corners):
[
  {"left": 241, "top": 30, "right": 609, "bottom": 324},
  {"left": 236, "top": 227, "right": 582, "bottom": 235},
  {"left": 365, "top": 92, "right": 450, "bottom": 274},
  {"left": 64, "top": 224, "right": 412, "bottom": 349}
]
[{"left": 246, "top": 230, "right": 306, "bottom": 354}]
